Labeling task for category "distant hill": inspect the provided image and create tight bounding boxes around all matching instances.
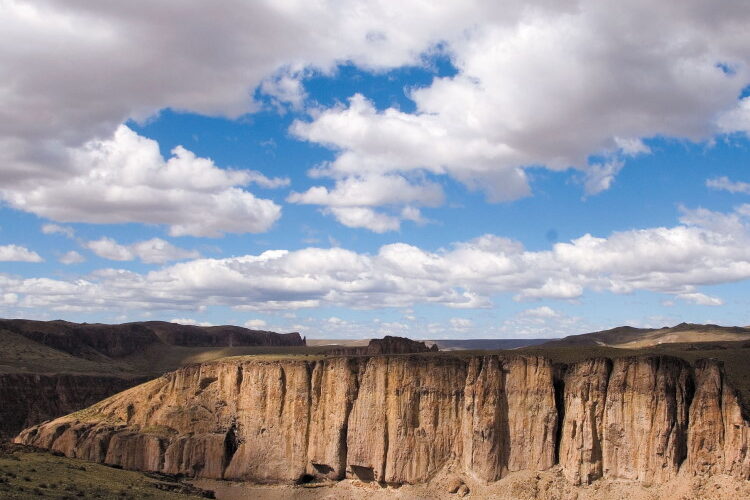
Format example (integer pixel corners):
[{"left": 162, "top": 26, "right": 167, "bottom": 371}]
[
  {"left": 0, "top": 318, "right": 304, "bottom": 364},
  {"left": 540, "top": 322, "right": 750, "bottom": 349},
  {"left": 429, "top": 339, "right": 550, "bottom": 350}
]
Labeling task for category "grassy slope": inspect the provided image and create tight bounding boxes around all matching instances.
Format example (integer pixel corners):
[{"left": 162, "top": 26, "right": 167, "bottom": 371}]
[{"left": 0, "top": 444, "right": 210, "bottom": 499}]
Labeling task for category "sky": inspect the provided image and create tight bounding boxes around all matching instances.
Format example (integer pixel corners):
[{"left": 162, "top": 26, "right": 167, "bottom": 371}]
[{"left": 2, "top": 1, "right": 750, "bottom": 339}]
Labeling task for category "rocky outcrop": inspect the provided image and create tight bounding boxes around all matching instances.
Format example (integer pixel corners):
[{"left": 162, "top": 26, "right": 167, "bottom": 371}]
[
  {"left": 321, "top": 336, "right": 437, "bottom": 356},
  {"left": 687, "top": 359, "right": 750, "bottom": 479},
  {"left": 0, "top": 373, "right": 146, "bottom": 439},
  {"left": 14, "top": 355, "right": 750, "bottom": 487}
]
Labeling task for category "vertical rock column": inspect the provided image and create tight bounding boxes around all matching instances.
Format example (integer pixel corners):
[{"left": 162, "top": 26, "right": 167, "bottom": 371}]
[
  {"left": 461, "top": 356, "right": 506, "bottom": 482},
  {"left": 461, "top": 356, "right": 558, "bottom": 482},
  {"left": 346, "top": 356, "right": 467, "bottom": 484},
  {"left": 307, "top": 357, "right": 360, "bottom": 480},
  {"left": 559, "top": 358, "right": 611, "bottom": 485},
  {"left": 687, "top": 359, "right": 750, "bottom": 479},
  {"left": 601, "top": 357, "right": 691, "bottom": 483},
  {"left": 224, "top": 361, "right": 313, "bottom": 482}
]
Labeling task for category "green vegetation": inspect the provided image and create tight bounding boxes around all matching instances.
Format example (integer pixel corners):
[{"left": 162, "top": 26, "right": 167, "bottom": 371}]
[{"left": 0, "top": 443, "right": 212, "bottom": 499}]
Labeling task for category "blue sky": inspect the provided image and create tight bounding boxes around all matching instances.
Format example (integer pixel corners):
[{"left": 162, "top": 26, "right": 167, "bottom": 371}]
[{"left": 2, "top": 1, "right": 750, "bottom": 338}]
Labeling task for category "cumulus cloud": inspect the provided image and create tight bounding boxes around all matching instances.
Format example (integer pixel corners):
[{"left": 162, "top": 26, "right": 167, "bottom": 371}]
[
  {"left": 717, "top": 97, "right": 750, "bottom": 135},
  {"left": 59, "top": 251, "right": 85, "bottom": 265},
  {"left": 521, "top": 306, "right": 559, "bottom": 318},
  {"left": 3, "top": 2, "right": 750, "bottom": 233},
  {"left": 288, "top": 2, "right": 750, "bottom": 225},
  {"left": 41, "top": 224, "right": 75, "bottom": 238},
  {"left": 170, "top": 318, "right": 213, "bottom": 327},
  {"left": 325, "top": 207, "right": 401, "bottom": 233},
  {"left": 707, "top": 176, "right": 750, "bottom": 194},
  {"left": 85, "top": 236, "right": 200, "bottom": 264},
  {"left": 449, "top": 317, "right": 473, "bottom": 330},
  {"left": 288, "top": 173, "right": 443, "bottom": 231},
  {"left": 677, "top": 292, "right": 724, "bottom": 306},
  {"left": 4, "top": 127, "right": 282, "bottom": 237},
  {"left": 0, "top": 245, "right": 43, "bottom": 263},
  {"left": 2, "top": 205, "right": 748, "bottom": 312},
  {"left": 0, "top": 0, "right": 469, "bottom": 189},
  {"left": 244, "top": 319, "right": 268, "bottom": 329}
]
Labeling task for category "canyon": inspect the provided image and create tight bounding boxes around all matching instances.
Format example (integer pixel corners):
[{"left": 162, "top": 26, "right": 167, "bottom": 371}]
[
  {"left": 0, "top": 318, "right": 305, "bottom": 439},
  {"left": 15, "top": 353, "right": 750, "bottom": 492}
]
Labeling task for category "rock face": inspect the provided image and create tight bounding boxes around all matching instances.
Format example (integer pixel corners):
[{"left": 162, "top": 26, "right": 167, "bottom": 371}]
[
  {"left": 0, "top": 373, "right": 146, "bottom": 439},
  {"left": 687, "top": 359, "right": 750, "bottom": 479},
  {"left": 15, "top": 355, "right": 750, "bottom": 487}
]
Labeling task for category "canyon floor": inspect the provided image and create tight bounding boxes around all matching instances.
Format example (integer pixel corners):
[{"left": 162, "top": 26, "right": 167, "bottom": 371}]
[{"left": 194, "top": 469, "right": 750, "bottom": 500}]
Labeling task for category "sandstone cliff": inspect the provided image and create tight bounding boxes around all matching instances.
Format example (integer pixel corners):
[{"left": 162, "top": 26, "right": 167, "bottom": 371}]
[{"left": 15, "top": 355, "right": 750, "bottom": 488}]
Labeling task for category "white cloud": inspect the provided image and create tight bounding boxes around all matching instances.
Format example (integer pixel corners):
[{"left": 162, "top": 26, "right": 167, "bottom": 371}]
[
  {"left": 0, "top": 245, "right": 43, "bottom": 262},
  {"left": 170, "top": 318, "right": 213, "bottom": 327},
  {"left": 325, "top": 207, "right": 401, "bottom": 233},
  {"left": 449, "top": 317, "right": 473, "bottom": 330},
  {"left": 59, "top": 251, "right": 85, "bottom": 265},
  {"left": 244, "top": 319, "right": 268, "bottom": 329},
  {"left": 521, "top": 306, "right": 559, "bottom": 318},
  {"left": 4, "top": 127, "right": 282, "bottom": 237},
  {"left": 3, "top": 2, "right": 750, "bottom": 233},
  {"left": 288, "top": 174, "right": 443, "bottom": 232},
  {"left": 0, "top": 1, "right": 470, "bottom": 200},
  {"left": 41, "top": 224, "right": 75, "bottom": 238},
  {"left": 583, "top": 160, "right": 624, "bottom": 196},
  {"left": 707, "top": 176, "right": 750, "bottom": 195},
  {"left": 288, "top": 2, "right": 750, "bottom": 223},
  {"left": 2, "top": 205, "right": 747, "bottom": 313},
  {"left": 677, "top": 292, "right": 724, "bottom": 306},
  {"left": 716, "top": 97, "right": 750, "bottom": 135},
  {"left": 85, "top": 236, "right": 200, "bottom": 264}
]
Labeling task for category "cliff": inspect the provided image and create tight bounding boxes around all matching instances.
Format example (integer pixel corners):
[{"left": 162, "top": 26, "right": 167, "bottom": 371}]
[
  {"left": 0, "top": 373, "right": 147, "bottom": 439},
  {"left": 15, "top": 355, "right": 750, "bottom": 487}
]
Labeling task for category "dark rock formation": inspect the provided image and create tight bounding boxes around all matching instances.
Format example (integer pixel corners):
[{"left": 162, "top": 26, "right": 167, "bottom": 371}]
[
  {"left": 321, "top": 336, "right": 436, "bottom": 356},
  {"left": 0, "top": 319, "right": 304, "bottom": 360},
  {"left": 0, "top": 373, "right": 147, "bottom": 439}
]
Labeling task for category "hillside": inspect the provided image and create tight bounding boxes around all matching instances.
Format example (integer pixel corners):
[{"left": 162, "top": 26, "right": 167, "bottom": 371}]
[
  {"left": 540, "top": 322, "right": 750, "bottom": 349},
  {"left": 0, "top": 319, "right": 305, "bottom": 439}
]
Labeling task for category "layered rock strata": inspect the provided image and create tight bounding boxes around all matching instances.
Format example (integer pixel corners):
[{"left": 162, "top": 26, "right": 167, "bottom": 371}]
[{"left": 15, "top": 355, "right": 750, "bottom": 487}]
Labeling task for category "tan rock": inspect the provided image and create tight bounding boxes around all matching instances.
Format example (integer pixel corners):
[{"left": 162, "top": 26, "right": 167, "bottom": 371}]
[
  {"left": 13, "top": 353, "right": 750, "bottom": 489},
  {"left": 559, "top": 358, "right": 611, "bottom": 485},
  {"left": 601, "top": 357, "right": 691, "bottom": 483},
  {"left": 687, "top": 359, "right": 750, "bottom": 480}
]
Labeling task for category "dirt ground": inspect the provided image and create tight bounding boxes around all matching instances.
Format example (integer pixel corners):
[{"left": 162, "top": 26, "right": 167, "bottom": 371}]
[{"left": 194, "top": 466, "right": 750, "bottom": 500}]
